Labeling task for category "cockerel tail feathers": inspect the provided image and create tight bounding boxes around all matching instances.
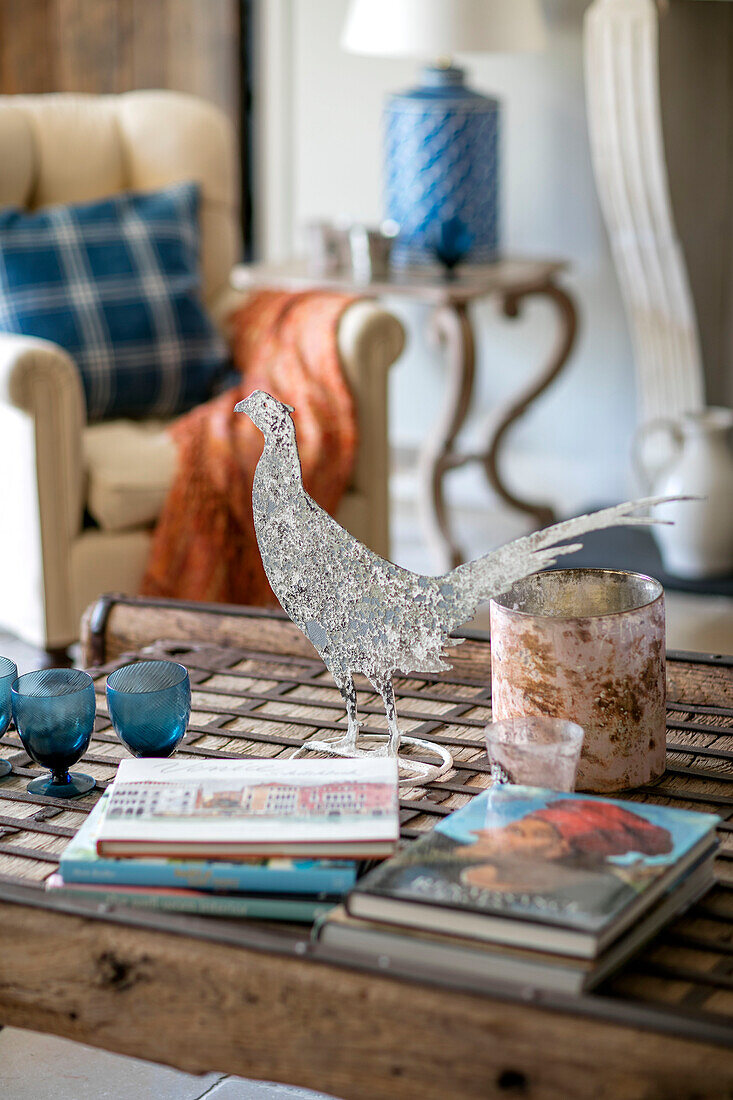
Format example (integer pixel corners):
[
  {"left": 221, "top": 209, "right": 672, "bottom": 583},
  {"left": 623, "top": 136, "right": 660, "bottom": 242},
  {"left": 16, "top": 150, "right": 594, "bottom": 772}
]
[
  {"left": 521, "top": 496, "right": 697, "bottom": 554},
  {"left": 442, "top": 495, "right": 695, "bottom": 626}
]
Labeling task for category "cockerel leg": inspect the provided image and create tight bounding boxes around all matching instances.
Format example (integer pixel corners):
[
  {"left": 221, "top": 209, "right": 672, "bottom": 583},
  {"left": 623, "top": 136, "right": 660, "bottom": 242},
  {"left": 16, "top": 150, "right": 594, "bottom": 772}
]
[
  {"left": 336, "top": 673, "right": 360, "bottom": 752},
  {"left": 375, "top": 679, "right": 401, "bottom": 757},
  {"left": 372, "top": 676, "right": 453, "bottom": 783}
]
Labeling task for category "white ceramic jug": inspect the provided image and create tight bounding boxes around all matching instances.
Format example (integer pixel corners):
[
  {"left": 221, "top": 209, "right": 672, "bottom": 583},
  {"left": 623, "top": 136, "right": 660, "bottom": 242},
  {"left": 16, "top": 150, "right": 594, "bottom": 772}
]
[{"left": 635, "top": 408, "right": 733, "bottom": 578}]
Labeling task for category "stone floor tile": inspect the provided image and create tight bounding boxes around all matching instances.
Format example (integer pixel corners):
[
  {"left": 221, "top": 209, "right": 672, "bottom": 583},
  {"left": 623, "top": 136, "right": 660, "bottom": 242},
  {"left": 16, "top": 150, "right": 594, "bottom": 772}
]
[
  {"left": 207, "top": 1078, "right": 339, "bottom": 1100},
  {"left": 0, "top": 1027, "right": 224, "bottom": 1100}
]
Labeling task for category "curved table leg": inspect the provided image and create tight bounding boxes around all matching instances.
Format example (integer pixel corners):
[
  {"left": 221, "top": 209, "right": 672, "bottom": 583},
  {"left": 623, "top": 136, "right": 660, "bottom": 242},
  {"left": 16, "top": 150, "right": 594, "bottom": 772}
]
[
  {"left": 482, "top": 280, "right": 578, "bottom": 527},
  {"left": 417, "top": 301, "right": 475, "bottom": 572},
  {"left": 417, "top": 280, "right": 577, "bottom": 571}
]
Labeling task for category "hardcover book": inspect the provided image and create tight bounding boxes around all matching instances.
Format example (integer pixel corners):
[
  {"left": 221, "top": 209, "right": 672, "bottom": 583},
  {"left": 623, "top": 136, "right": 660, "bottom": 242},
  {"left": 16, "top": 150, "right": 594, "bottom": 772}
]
[
  {"left": 47, "top": 874, "right": 337, "bottom": 922},
  {"left": 347, "top": 786, "right": 719, "bottom": 958},
  {"left": 96, "top": 757, "right": 399, "bottom": 859},
  {"left": 61, "top": 792, "right": 357, "bottom": 894},
  {"left": 318, "top": 860, "right": 712, "bottom": 994}
]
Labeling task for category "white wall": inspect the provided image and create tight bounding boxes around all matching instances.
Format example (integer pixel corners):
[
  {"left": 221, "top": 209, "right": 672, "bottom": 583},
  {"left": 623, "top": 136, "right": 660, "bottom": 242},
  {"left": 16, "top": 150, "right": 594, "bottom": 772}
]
[{"left": 257, "top": 0, "right": 637, "bottom": 514}]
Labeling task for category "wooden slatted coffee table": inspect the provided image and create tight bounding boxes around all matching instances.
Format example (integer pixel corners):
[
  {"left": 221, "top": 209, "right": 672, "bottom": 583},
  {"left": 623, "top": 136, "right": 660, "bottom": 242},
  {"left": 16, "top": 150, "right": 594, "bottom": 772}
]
[{"left": 1, "top": 595, "right": 733, "bottom": 1099}]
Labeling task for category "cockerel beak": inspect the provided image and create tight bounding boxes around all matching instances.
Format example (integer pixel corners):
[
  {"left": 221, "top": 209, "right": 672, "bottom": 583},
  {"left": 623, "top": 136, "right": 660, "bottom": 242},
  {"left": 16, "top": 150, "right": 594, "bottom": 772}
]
[{"left": 235, "top": 391, "right": 295, "bottom": 424}]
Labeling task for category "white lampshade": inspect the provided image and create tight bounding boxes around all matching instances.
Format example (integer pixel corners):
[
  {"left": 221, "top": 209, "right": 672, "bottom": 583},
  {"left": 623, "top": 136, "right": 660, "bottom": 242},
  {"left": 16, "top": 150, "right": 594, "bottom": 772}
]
[{"left": 341, "top": 0, "right": 546, "bottom": 58}]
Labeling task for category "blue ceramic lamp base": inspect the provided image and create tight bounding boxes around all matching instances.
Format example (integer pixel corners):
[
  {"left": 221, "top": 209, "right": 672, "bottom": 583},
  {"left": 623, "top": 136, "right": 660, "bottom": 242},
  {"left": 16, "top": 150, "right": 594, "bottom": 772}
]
[
  {"left": 0, "top": 759, "right": 11, "bottom": 778},
  {"left": 385, "top": 64, "right": 500, "bottom": 267}
]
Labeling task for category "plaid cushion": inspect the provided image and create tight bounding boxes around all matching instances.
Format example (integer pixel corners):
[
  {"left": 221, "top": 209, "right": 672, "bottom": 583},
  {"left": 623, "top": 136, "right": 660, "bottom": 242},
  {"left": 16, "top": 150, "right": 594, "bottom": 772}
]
[{"left": 0, "top": 181, "right": 228, "bottom": 421}]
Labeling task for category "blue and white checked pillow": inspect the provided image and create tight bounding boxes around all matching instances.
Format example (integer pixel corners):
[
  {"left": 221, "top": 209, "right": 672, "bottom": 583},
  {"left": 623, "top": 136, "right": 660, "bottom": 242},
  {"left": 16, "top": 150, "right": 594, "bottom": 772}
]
[{"left": 0, "top": 181, "right": 229, "bottom": 420}]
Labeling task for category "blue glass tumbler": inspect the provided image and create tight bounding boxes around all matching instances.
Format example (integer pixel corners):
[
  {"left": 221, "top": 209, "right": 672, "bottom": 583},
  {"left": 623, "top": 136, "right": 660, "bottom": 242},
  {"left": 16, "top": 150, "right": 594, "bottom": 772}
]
[
  {"left": 11, "top": 669, "right": 96, "bottom": 798},
  {"left": 106, "top": 660, "right": 190, "bottom": 757},
  {"left": 0, "top": 656, "right": 18, "bottom": 778}
]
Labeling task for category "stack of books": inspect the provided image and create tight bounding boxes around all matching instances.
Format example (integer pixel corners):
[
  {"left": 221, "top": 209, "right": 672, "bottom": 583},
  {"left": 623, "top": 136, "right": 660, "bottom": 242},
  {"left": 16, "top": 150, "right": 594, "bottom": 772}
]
[
  {"left": 316, "top": 785, "right": 719, "bottom": 993},
  {"left": 49, "top": 756, "right": 399, "bottom": 922}
]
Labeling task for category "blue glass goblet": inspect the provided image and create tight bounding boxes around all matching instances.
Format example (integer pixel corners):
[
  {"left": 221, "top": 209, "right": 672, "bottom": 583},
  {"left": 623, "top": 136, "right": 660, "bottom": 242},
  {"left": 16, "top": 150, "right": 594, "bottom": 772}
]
[
  {"left": 0, "top": 656, "right": 18, "bottom": 778},
  {"left": 11, "top": 669, "right": 96, "bottom": 798},
  {"left": 106, "top": 660, "right": 191, "bottom": 758}
]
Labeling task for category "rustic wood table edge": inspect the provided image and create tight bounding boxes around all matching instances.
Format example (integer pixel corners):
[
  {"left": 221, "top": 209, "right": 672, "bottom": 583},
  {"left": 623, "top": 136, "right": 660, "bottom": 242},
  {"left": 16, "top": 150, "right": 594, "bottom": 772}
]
[{"left": 0, "top": 595, "right": 732, "bottom": 1099}]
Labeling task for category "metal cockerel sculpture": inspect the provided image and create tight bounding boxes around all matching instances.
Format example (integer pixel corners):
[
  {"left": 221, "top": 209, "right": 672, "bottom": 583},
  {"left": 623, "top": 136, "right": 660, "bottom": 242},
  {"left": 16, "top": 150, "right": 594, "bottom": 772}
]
[{"left": 237, "top": 391, "right": 676, "bottom": 780}]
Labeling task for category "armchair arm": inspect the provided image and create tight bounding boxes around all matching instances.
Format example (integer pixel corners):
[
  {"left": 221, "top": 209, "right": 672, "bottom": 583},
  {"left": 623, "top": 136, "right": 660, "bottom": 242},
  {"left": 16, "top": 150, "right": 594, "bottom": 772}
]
[
  {"left": 336, "top": 300, "right": 404, "bottom": 557},
  {"left": 210, "top": 286, "right": 405, "bottom": 385},
  {"left": 0, "top": 334, "right": 86, "bottom": 646}
]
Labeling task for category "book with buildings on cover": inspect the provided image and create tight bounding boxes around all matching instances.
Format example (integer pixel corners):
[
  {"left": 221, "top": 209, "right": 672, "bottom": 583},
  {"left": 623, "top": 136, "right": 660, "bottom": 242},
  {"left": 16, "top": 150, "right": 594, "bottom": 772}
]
[
  {"left": 347, "top": 786, "right": 719, "bottom": 958},
  {"left": 61, "top": 792, "right": 357, "bottom": 894},
  {"left": 96, "top": 757, "right": 399, "bottom": 859},
  {"left": 317, "top": 859, "right": 713, "bottom": 994}
]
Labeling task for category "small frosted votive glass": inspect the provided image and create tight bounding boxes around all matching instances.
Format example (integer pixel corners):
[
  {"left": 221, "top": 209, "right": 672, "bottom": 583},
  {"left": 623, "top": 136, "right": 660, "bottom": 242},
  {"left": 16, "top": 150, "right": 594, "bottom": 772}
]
[
  {"left": 106, "top": 659, "right": 191, "bottom": 758},
  {"left": 485, "top": 717, "right": 585, "bottom": 792}
]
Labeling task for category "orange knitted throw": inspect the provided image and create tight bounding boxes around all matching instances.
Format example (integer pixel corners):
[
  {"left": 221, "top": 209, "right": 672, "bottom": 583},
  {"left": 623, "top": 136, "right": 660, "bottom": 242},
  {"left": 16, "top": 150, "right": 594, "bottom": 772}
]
[{"left": 141, "top": 290, "right": 358, "bottom": 605}]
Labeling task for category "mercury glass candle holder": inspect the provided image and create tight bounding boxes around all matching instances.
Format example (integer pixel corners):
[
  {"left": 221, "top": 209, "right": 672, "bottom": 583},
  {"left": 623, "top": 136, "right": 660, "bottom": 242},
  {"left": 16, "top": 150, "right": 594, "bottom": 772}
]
[
  {"left": 490, "top": 569, "right": 666, "bottom": 793},
  {"left": 106, "top": 660, "right": 191, "bottom": 758},
  {"left": 485, "top": 717, "right": 584, "bottom": 791},
  {"left": 0, "top": 656, "right": 18, "bottom": 778},
  {"left": 11, "top": 668, "right": 96, "bottom": 798}
]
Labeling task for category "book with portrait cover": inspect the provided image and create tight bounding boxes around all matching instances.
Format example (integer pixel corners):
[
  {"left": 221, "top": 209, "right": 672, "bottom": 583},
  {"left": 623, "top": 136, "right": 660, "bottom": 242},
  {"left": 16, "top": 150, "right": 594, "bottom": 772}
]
[
  {"left": 347, "top": 786, "right": 719, "bottom": 958},
  {"left": 317, "top": 859, "right": 712, "bottom": 993},
  {"left": 96, "top": 757, "right": 399, "bottom": 859}
]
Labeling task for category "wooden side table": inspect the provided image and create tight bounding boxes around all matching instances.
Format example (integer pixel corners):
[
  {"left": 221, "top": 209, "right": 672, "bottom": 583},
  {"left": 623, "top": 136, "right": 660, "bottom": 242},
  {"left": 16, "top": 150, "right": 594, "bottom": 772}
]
[{"left": 232, "top": 259, "right": 578, "bottom": 570}]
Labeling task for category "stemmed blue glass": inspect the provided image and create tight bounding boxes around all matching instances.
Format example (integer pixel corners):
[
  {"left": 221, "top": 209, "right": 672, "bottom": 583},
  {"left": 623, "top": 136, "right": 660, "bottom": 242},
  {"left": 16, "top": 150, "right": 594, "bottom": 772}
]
[
  {"left": 0, "top": 656, "right": 18, "bottom": 778},
  {"left": 11, "top": 668, "right": 96, "bottom": 797},
  {"left": 106, "top": 660, "right": 191, "bottom": 757}
]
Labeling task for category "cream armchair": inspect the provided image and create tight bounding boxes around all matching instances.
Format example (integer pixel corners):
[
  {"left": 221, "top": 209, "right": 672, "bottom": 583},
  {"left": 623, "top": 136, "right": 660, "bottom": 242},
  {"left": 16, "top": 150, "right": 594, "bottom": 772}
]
[{"left": 0, "top": 91, "right": 404, "bottom": 650}]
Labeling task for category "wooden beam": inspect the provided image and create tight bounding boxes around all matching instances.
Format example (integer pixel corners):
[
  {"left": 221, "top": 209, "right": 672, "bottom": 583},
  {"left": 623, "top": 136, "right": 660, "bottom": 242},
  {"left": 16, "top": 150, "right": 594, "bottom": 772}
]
[
  {"left": 0, "top": 0, "right": 60, "bottom": 93},
  {"left": 79, "top": 595, "right": 498, "bottom": 682},
  {"left": 55, "top": 0, "right": 121, "bottom": 94},
  {"left": 0, "top": 0, "right": 240, "bottom": 124},
  {"left": 0, "top": 895, "right": 732, "bottom": 1099}
]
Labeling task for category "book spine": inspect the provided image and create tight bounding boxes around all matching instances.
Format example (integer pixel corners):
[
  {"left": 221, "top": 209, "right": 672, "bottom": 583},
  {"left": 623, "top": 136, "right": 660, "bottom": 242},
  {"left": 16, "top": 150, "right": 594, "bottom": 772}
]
[
  {"left": 53, "top": 884, "right": 337, "bottom": 922},
  {"left": 59, "top": 857, "right": 356, "bottom": 895},
  {"left": 312, "top": 906, "right": 337, "bottom": 940}
]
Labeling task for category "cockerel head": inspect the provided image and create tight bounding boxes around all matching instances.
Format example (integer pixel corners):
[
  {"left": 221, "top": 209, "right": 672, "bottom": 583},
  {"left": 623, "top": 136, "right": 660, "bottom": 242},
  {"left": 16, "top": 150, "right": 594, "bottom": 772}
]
[{"left": 235, "top": 390, "right": 295, "bottom": 439}]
